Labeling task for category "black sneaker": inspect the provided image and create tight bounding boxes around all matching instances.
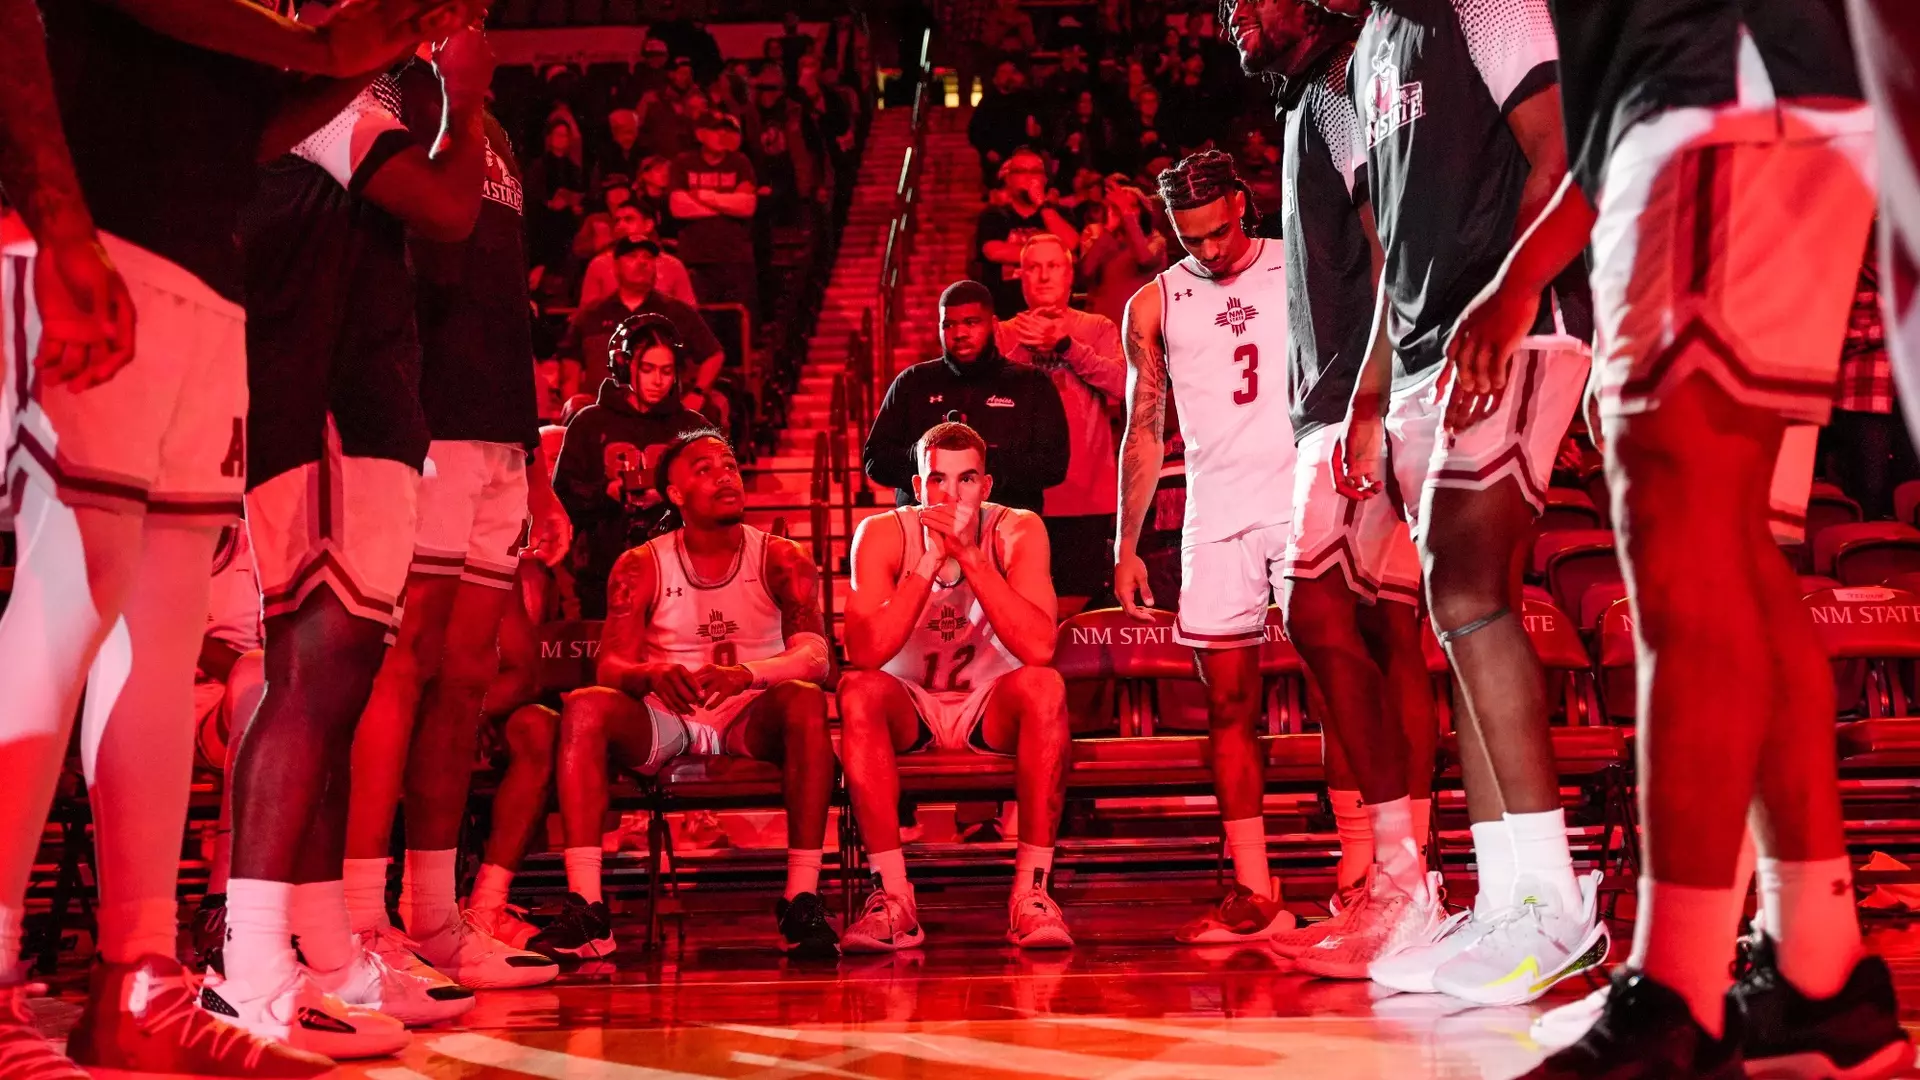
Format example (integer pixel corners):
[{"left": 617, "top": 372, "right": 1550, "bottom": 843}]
[
  {"left": 191, "top": 893, "right": 226, "bottom": 976},
  {"left": 1521, "top": 969, "right": 1743, "bottom": 1078},
  {"left": 1731, "top": 935, "right": 1912, "bottom": 1079},
  {"left": 775, "top": 892, "right": 840, "bottom": 958},
  {"left": 526, "top": 892, "right": 616, "bottom": 959}
]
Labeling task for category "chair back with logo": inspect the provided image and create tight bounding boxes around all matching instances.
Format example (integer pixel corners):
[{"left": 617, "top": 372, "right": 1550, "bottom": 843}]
[
  {"left": 535, "top": 620, "right": 604, "bottom": 696},
  {"left": 1806, "top": 587, "right": 1920, "bottom": 717},
  {"left": 1535, "top": 530, "right": 1622, "bottom": 620},
  {"left": 1597, "top": 598, "right": 1636, "bottom": 722},
  {"left": 1524, "top": 597, "right": 1600, "bottom": 723},
  {"left": 1054, "top": 607, "right": 1192, "bottom": 735}
]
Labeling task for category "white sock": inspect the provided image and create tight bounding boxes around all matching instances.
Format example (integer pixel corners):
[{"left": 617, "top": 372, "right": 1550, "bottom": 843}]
[
  {"left": 469, "top": 863, "right": 514, "bottom": 914},
  {"left": 1630, "top": 876, "right": 1743, "bottom": 1037},
  {"left": 289, "top": 880, "right": 356, "bottom": 975},
  {"left": 1367, "top": 797, "right": 1425, "bottom": 900},
  {"left": 401, "top": 848, "right": 459, "bottom": 938},
  {"left": 1329, "top": 789, "right": 1371, "bottom": 891},
  {"left": 1505, "top": 808, "right": 1581, "bottom": 911},
  {"left": 1469, "top": 819, "right": 1516, "bottom": 917},
  {"left": 1014, "top": 842, "right": 1055, "bottom": 895},
  {"left": 223, "top": 879, "right": 296, "bottom": 997},
  {"left": 1223, "top": 816, "right": 1273, "bottom": 898},
  {"left": 563, "top": 847, "right": 604, "bottom": 905},
  {"left": 867, "top": 847, "right": 911, "bottom": 897},
  {"left": 1410, "top": 797, "right": 1432, "bottom": 860},
  {"left": 342, "top": 858, "right": 390, "bottom": 934},
  {"left": 785, "top": 849, "right": 823, "bottom": 900},
  {"left": 1758, "top": 855, "right": 1863, "bottom": 999}
]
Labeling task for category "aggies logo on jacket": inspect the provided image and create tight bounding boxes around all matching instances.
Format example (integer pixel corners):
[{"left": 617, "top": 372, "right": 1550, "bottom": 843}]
[{"left": 1363, "top": 35, "right": 1424, "bottom": 147}]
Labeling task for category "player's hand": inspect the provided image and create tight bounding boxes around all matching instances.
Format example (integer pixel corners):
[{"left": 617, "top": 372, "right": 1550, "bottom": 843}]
[
  {"left": 33, "top": 232, "right": 136, "bottom": 391},
  {"left": 920, "top": 503, "right": 983, "bottom": 570},
  {"left": 1113, "top": 551, "right": 1155, "bottom": 621},
  {"left": 1442, "top": 274, "right": 1535, "bottom": 434},
  {"left": 320, "top": 0, "right": 472, "bottom": 77},
  {"left": 1333, "top": 403, "right": 1386, "bottom": 501},
  {"left": 432, "top": 25, "right": 496, "bottom": 109},
  {"left": 641, "top": 663, "right": 703, "bottom": 714},
  {"left": 522, "top": 498, "right": 573, "bottom": 568},
  {"left": 692, "top": 664, "right": 753, "bottom": 708}
]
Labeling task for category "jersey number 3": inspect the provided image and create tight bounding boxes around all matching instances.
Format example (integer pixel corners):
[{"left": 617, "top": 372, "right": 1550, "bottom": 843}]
[{"left": 1232, "top": 343, "right": 1258, "bottom": 405}]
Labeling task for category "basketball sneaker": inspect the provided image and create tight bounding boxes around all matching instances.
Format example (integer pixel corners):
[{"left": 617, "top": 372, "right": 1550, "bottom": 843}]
[
  {"left": 1367, "top": 907, "right": 1487, "bottom": 994},
  {"left": 1268, "top": 880, "right": 1366, "bottom": 960},
  {"left": 1519, "top": 970, "right": 1741, "bottom": 1078},
  {"left": 1006, "top": 887, "right": 1074, "bottom": 949},
  {"left": 468, "top": 904, "right": 541, "bottom": 951},
  {"left": 192, "top": 892, "right": 228, "bottom": 976},
  {"left": 1, "top": 976, "right": 92, "bottom": 1080},
  {"left": 311, "top": 946, "right": 473, "bottom": 1027},
  {"left": 1729, "top": 934, "right": 1911, "bottom": 1079},
  {"left": 198, "top": 969, "right": 408, "bottom": 1060},
  {"left": 1294, "top": 869, "right": 1443, "bottom": 980},
  {"left": 1430, "top": 871, "right": 1609, "bottom": 1006},
  {"left": 841, "top": 884, "right": 926, "bottom": 954},
  {"left": 526, "top": 892, "right": 616, "bottom": 959},
  {"left": 64, "top": 954, "right": 337, "bottom": 1077},
  {"left": 414, "top": 909, "right": 560, "bottom": 988},
  {"left": 1173, "top": 882, "right": 1296, "bottom": 944},
  {"left": 776, "top": 892, "right": 841, "bottom": 958}
]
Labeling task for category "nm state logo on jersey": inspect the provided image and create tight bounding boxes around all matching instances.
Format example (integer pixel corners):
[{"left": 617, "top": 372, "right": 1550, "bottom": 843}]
[
  {"left": 696, "top": 609, "right": 740, "bottom": 643},
  {"left": 925, "top": 604, "right": 965, "bottom": 643},
  {"left": 1214, "top": 297, "right": 1259, "bottom": 337},
  {"left": 482, "top": 141, "right": 524, "bottom": 213},
  {"left": 1363, "top": 38, "right": 1424, "bottom": 147}
]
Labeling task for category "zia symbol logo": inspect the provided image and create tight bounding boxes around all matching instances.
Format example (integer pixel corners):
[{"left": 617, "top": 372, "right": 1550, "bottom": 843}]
[
  {"left": 925, "top": 604, "right": 965, "bottom": 643},
  {"left": 696, "top": 608, "right": 740, "bottom": 643},
  {"left": 1214, "top": 297, "right": 1259, "bottom": 337}
]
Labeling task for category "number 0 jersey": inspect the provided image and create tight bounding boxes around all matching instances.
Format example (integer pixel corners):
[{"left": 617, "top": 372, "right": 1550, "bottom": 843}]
[
  {"left": 641, "top": 526, "right": 786, "bottom": 670},
  {"left": 880, "top": 505, "right": 1023, "bottom": 695},
  {"left": 1156, "top": 238, "right": 1297, "bottom": 545}
]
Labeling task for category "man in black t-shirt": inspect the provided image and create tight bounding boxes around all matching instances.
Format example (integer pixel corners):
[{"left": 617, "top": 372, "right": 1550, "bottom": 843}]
[
  {"left": 1440, "top": 3, "right": 1900, "bottom": 1074},
  {"left": 668, "top": 113, "right": 758, "bottom": 309},
  {"left": 556, "top": 237, "right": 728, "bottom": 418},
  {"left": 972, "top": 147, "right": 1081, "bottom": 318}
]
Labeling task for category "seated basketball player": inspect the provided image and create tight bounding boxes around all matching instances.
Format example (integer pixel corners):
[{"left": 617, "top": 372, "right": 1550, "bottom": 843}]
[
  {"left": 837, "top": 422, "right": 1073, "bottom": 952},
  {"left": 528, "top": 429, "right": 840, "bottom": 958}
]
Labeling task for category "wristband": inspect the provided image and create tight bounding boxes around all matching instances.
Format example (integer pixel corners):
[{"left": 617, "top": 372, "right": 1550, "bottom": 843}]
[{"left": 743, "top": 633, "right": 829, "bottom": 688}]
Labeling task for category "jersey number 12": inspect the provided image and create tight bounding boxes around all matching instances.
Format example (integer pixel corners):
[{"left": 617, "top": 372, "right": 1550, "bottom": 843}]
[{"left": 921, "top": 645, "right": 975, "bottom": 692}]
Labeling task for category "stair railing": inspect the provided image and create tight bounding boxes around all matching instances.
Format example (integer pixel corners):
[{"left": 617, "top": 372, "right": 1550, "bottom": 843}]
[
  {"left": 874, "top": 26, "right": 935, "bottom": 413},
  {"left": 809, "top": 431, "right": 835, "bottom": 659}
]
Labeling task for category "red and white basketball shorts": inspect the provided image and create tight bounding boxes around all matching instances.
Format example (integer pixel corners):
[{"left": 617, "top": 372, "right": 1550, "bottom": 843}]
[
  {"left": 1176, "top": 519, "right": 1289, "bottom": 650},
  {"left": 1285, "top": 422, "right": 1421, "bottom": 605},
  {"left": 631, "top": 689, "right": 761, "bottom": 773},
  {"left": 246, "top": 419, "right": 420, "bottom": 628},
  {"left": 2, "top": 233, "right": 246, "bottom": 526},
  {"left": 1590, "top": 102, "right": 1877, "bottom": 427},
  {"left": 412, "top": 439, "right": 529, "bottom": 591},
  {"left": 1386, "top": 338, "right": 1591, "bottom": 541}
]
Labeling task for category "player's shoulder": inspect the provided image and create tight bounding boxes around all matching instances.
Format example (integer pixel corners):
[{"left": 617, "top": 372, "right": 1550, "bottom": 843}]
[
  {"left": 762, "top": 531, "right": 813, "bottom": 569},
  {"left": 611, "top": 540, "right": 662, "bottom": 582},
  {"left": 989, "top": 503, "right": 1044, "bottom": 535},
  {"left": 1124, "top": 275, "right": 1165, "bottom": 325}
]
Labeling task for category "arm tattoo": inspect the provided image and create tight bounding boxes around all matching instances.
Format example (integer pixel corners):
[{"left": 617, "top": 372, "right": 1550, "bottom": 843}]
[
  {"left": 0, "top": 0, "right": 93, "bottom": 241},
  {"left": 1117, "top": 299, "right": 1169, "bottom": 548},
  {"left": 598, "top": 546, "right": 653, "bottom": 678},
  {"left": 766, "top": 538, "right": 826, "bottom": 641}
]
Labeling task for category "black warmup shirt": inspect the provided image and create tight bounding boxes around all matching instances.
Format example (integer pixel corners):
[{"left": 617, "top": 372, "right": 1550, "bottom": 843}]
[
  {"left": 40, "top": 0, "right": 287, "bottom": 302},
  {"left": 1548, "top": 0, "right": 1864, "bottom": 198},
  {"left": 1352, "top": 0, "right": 1589, "bottom": 390},
  {"left": 1283, "top": 45, "right": 1374, "bottom": 444},
  {"left": 241, "top": 75, "right": 429, "bottom": 487},
  {"left": 972, "top": 204, "right": 1054, "bottom": 318},
  {"left": 397, "top": 63, "right": 541, "bottom": 450}
]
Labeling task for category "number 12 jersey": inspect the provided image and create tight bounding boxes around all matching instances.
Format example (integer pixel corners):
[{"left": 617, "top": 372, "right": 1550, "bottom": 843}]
[{"left": 1155, "top": 238, "right": 1297, "bottom": 545}]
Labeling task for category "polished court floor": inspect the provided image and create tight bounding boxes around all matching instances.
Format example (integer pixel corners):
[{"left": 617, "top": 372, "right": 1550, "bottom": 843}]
[{"left": 118, "top": 895, "right": 1920, "bottom": 1079}]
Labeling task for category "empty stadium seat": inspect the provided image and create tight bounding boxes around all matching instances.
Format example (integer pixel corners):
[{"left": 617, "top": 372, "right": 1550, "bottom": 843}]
[
  {"left": 1801, "top": 574, "right": 1844, "bottom": 594},
  {"left": 1807, "top": 585, "right": 1920, "bottom": 718},
  {"left": 1897, "top": 479, "right": 1920, "bottom": 529},
  {"left": 1813, "top": 521, "right": 1920, "bottom": 583},
  {"left": 1597, "top": 597, "right": 1635, "bottom": 722},
  {"left": 1524, "top": 596, "right": 1601, "bottom": 724},
  {"left": 1539, "top": 488, "right": 1603, "bottom": 533},
  {"left": 1533, "top": 529, "right": 1622, "bottom": 617},
  {"left": 1579, "top": 581, "right": 1628, "bottom": 633},
  {"left": 1581, "top": 463, "right": 1612, "bottom": 529},
  {"left": 1054, "top": 607, "right": 1192, "bottom": 736},
  {"left": 1797, "top": 483, "right": 1865, "bottom": 571}
]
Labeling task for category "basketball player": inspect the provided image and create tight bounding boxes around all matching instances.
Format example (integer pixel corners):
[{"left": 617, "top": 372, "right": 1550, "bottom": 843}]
[
  {"left": 337, "top": 45, "right": 568, "bottom": 994},
  {"left": 1849, "top": 2, "right": 1920, "bottom": 447},
  {"left": 529, "top": 429, "right": 841, "bottom": 958},
  {"left": 216, "top": 20, "right": 500, "bottom": 1053},
  {"left": 1439, "top": 3, "right": 1906, "bottom": 1074},
  {"left": 838, "top": 421, "right": 1073, "bottom": 952},
  {"left": 1114, "top": 152, "right": 1304, "bottom": 944},
  {"left": 1, "top": 0, "right": 469, "bottom": 1073},
  {"left": 1304, "top": 0, "right": 1608, "bottom": 1004},
  {"left": 1224, "top": 0, "right": 1441, "bottom": 975}
]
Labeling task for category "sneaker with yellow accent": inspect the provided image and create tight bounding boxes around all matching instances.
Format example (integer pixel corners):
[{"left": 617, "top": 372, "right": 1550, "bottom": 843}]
[
  {"left": 1294, "top": 869, "right": 1444, "bottom": 980},
  {"left": 1174, "top": 882, "right": 1296, "bottom": 945},
  {"left": 1268, "top": 881, "right": 1367, "bottom": 960},
  {"left": 1430, "top": 871, "right": 1610, "bottom": 1006}
]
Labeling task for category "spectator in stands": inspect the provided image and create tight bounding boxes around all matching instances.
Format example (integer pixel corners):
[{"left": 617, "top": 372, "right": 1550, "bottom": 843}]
[
  {"left": 553, "top": 317, "right": 712, "bottom": 619},
  {"left": 983, "top": 0, "right": 1038, "bottom": 61},
  {"left": 1164, "top": 49, "right": 1226, "bottom": 150},
  {"left": 650, "top": 0, "right": 724, "bottom": 84},
  {"left": 527, "top": 118, "right": 589, "bottom": 270},
  {"left": 777, "top": 12, "right": 814, "bottom": 86},
  {"left": 968, "top": 60, "right": 1042, "bottom": 182},
  {"left": 794, "top": 54, "right": 852, "bottom": 194},
  {"left": 557, "top": 237, "right": 726, "bottom": 414},
  {"left": 638, "top": 57, "right": 699, "bottom": 156},
  {"left": 634, "top": 35, "right": 672, "bottom": 98},
  {"left": 1824, "top": 235, "right": 1920, "bottom": 520},
  {"left": 1052, "top": 91, "right": 1110, "bottom": 184},
  {"left": 994, "top": 235, "right": 1126, "bottom": 603},
  {"left": 1120, "top": 86, "right": 1176, "bottom": 178},
  {"left": 670, "top": 112, "right": 760, "bottom": 310},
  {"left": 636, "top": 155, "right": 677, "bottom": 240},
  {"left": 1237, "top": 126, "right": 1283, "bottom": 225},
  {"left": 1044, "top": 44, "right": 1096, "bottom": 117},
  {"left": 751, "top": 66, "right": 815, "bottom": 221},
  {"left": 864, "top": 279, "right": 1070, "bottom": 512},
  {"left": 1077, "top": 178, "right": 1165, "bottom": 336},
  {"left": 579, "top": 201, "right": 698, "bottom": 311},
  {"left": 939, "top": 0, "right": 994, "bottom": 104},
  {"left": 598, "top": 177, "right": 632, "bottom": 215},
  {"left": 594, "top": 108, "right": 645, "bottom": 192},
  {"left": 974, "top": 147, "right": 1081, "bottom": 318}
]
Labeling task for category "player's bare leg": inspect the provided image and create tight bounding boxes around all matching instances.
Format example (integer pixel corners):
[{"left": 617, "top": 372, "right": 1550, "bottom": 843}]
[
  {"left": 734, "top": 681, "right": 839, "bottom": 955},
  {"left": 1358, "top": 598, "right": 1437, "bottom": 818},
  {"left": 837, "top": 670, "right": 930, "bottom": 953},
  {"left": 979, "top": 667, "right": 1073, "bottom": 949},
  {"left": 465, "top": 704, "right": 557, "bottom": 950}
]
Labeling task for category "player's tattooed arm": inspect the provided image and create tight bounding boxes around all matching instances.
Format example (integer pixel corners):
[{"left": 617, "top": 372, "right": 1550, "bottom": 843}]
[
  {"left": 744, "top": 537, "right": 829, "bottom": 687},
  {"left": 595, "top": 545, "right": 662, "bottom": 698},
  {"left": 1116, "top": 282, "right": 1168, "bottom": 558}
]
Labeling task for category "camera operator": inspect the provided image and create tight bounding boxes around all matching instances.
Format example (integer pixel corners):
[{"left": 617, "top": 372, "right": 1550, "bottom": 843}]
[{"left": 552, "top": 313, "right": 710, "bottom": 617}]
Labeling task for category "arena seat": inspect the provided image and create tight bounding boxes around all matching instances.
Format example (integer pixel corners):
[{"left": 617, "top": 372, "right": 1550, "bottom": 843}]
[
  {"left": 1806, "top": 586, "right": 1920, "bottom": 719},
  {"left": 1533, "top": 529, "right": 1621, "bottom": 617},
  {"left": 1580, "top": 463, "right": 1612, "bottom": 529},
  {"left": 534, "top": 619, "right": 603, "bottom": 695},
  {"left": 1813, "top": 521, "right": 1920, "bottom": 583},
  {"left": 1801, "top": 574, "right": 1844, "bottom": 595},
  {"left": 1539, "top": 488, "right": 1603, "bottom": 533},
  {"left": 1896, "top": 479, "right": 1920, "bottom": 529},
  {"left": 1797, "top": 483, "right": 1865, "bottom": 570},
  {"left": 1578, "top": 581, "right": 1628, "bottom": 633},
  {"left": 1596, "top": 597, "right": 1636, "bottom": 723}
]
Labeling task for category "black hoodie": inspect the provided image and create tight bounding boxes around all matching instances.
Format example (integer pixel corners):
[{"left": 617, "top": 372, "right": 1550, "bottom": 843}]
[{"left": 553, "top": 378, "right": 709, "bottom": 617}]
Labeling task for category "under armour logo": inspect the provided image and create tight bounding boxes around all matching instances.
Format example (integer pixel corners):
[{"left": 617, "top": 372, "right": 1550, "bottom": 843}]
[
  {"left": 1171, "top": 288, "right": 1194, "bottom": 301},
  {"left": 665, "top": 587, "right": 684, "bottom": 597}
]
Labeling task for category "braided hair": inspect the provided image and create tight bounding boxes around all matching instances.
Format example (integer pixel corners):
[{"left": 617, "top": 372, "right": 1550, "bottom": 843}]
[{"left": 1157, "top": 150, "right": 1262, "bottom": 234}]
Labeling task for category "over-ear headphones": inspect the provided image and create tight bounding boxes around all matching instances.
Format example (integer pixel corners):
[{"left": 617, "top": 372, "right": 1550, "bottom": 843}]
[{"left": 608, "top": 312, "right": 684, "bottom": 387}]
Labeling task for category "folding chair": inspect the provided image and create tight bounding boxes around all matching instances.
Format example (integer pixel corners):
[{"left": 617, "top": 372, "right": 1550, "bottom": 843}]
[
  {"left": 1539, "top": 488, "right": 1603, "bottom": 533},
  {"left": 1815, "top": 522, "right": 1920, "bottom": 585},
  {"left": 1534, "top": 529, "right": 1622, "bottom": 617}
]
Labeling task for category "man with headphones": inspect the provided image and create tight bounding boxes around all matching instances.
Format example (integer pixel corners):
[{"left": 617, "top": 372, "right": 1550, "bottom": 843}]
[{"left": 553, "top": 313, "right": 712, "bottom": 618}]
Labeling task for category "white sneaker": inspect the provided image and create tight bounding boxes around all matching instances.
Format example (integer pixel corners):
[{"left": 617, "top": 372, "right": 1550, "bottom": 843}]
[
  {"left": 413, "top": 909, "right": 561, "bottom": 989},
  {"left": 198, "top": 968, "right": 409, "bottom": 1060},
  {"left": 1367, "top": 908, "right": 1490, "bottom": 994},
  {"left": 1006, "top": 889, "right": 1073, "bottom": 949},
  {"left": 359, "top": 924, "right": 463, "bottom": 993},
  {"left": 841, "top": 887, "right": 925, "bottom": 954},
  {"left": 468, "top": 905, "right": 540, "bottom": 951},
  {"left": 1430, "top": 871, "right": 1610, "bottom": 1006},
  {"left": 313, "top": 945, "right": 474, "bottom": 1027},
  {"left": 1531, "top": 983, "right": 1609, "bottom": 1047},
  {"left": 1294, "top": 869, "right": 1444, "bottom": 980}
]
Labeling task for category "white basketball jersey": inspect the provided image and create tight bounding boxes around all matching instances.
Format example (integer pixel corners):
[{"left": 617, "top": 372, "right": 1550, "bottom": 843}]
[
  {"left": 1157, "top": 238, "right": 1297, "bottom": 544},
  {"left": 880, "top": 505, "right": 1022, "bottom": 695},
  {"left": 644, "top": 526, "right": 786, "bottom": 670}
]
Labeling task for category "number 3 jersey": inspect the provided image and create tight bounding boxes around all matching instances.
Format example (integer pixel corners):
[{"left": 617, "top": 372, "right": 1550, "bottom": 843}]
[
  {"left": 1155, "top": 238, "right": 1297, "bottom": 545},
  {"left": 880, "top": 505, "right": 1023, "bottom": 734},
  {"left": 643, "top": 525, "right": 786, "bottom": 680}
]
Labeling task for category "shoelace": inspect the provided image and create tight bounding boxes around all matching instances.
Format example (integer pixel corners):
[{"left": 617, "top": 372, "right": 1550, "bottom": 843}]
[
  {"left": 133, "top": 980, "right": 269, "bottom": 1070},
  {"left": 860, "top": 891, "right": 909, "bottom": 930},
  {"left": 0, "top": 984, "right": 83, "bottom": 1080},
  {"left": 1012, "top": 890, "right": 1063, "bottom": 925}
]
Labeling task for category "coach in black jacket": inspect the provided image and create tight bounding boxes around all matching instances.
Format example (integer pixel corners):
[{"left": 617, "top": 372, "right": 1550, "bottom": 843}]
[{"left": 864, "top": 280, "right": 1071, "bottom": 511}]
